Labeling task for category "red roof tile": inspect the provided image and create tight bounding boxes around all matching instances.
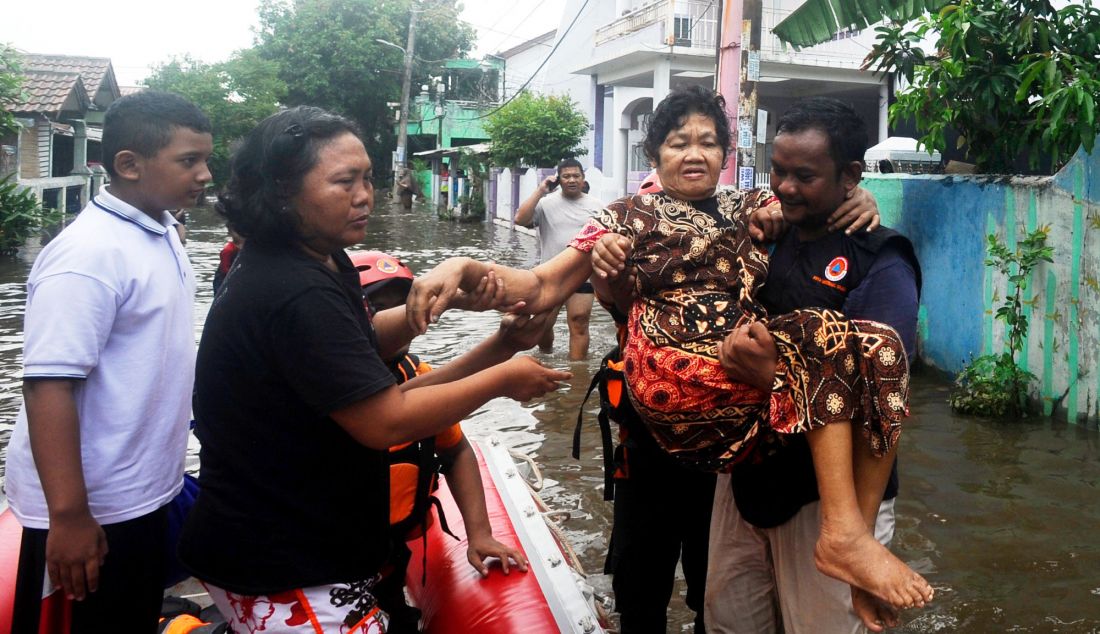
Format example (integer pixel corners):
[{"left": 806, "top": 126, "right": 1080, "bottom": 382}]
[
  {"left": 21, "top": 54, "right": 118, "bottom": 107},
  {"left": 15, "top": 71, "right": 90, "bottom": 114}
]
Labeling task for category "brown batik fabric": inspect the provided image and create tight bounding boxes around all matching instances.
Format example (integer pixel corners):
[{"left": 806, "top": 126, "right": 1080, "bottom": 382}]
[{"left": 570, "top": 189, "right": 908, "bottom": 472}]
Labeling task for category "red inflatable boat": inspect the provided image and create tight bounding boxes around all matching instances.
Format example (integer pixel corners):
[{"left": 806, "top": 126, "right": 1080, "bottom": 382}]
[
  {"left": 407, "top": 436, "right": 608, "bottom": 633},
  {"left": 0, "top": 437, "right": 609, "bottom": 633}
]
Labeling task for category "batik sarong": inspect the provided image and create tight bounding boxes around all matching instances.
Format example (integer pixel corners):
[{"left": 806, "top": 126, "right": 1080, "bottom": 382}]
[{"left": 570, "top": 189, "right": 908, "bottom": 472}]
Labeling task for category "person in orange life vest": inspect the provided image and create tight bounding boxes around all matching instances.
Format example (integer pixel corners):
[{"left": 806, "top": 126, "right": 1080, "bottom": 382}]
[{"left": 351, "top": 250, "right": 543, "bottom": 633}]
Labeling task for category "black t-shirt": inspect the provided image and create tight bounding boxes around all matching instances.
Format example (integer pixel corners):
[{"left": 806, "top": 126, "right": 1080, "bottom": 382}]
[
  {"left": 731, "top": 227, "right": 920, "bottom": 529},
  {"left": 179, "top": 244, "right": 396, "bottom": 594}
]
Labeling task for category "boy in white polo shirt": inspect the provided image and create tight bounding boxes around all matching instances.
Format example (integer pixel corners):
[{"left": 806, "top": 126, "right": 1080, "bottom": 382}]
[{"left": 6, "top": 91, "right": 212, "bottom": 633}]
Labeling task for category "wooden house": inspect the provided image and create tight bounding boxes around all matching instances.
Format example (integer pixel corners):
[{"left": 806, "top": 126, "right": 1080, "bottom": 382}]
[{"left": 2, "top": 54, "right": 120, "bottom": 211}]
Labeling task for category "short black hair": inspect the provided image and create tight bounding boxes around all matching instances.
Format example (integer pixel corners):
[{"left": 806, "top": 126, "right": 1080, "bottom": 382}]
[
  {"left": 643, "top": 85, "right": 730, "bottom": 167},
  {"left": 102, "top": 91, "right": 212, "bottom": 178},
  {"left": 776, "top": 98, "right": 868, "bottom": 176},
  {"left": 557, "top": 157, "right": 584, "bottom": 175},
  {"left": 217, "top": 106, "right": 363, "bottom": 248}
]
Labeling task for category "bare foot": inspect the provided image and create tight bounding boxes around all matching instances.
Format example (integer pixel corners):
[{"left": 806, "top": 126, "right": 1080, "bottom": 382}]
[
  {"left": 815, "top": 527, "right": 934, "bottom": 608},
  {"left": 852, "top": 587, "right": 899, "bottom": 632}
]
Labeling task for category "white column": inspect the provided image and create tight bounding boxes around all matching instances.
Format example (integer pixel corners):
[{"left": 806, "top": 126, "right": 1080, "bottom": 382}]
[
  {"left": 618, "top": 128, "right": 630, "bottom": 197},
  {"left": 653, "top": 57, "right": 672, "bottom": 105}
]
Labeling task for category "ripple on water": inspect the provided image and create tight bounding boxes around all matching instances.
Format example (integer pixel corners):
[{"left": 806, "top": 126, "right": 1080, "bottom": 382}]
[{"left": 2, "top": 202, "right": 1100, "bottom": 632}]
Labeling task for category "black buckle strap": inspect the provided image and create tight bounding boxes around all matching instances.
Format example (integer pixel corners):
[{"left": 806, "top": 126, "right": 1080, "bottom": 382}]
[{"left": 573, "top": 366, "right": 617, "bottom": 501}]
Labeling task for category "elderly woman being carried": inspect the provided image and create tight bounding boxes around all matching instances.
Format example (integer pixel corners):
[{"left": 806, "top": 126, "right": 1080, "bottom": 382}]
[{"left": 406, "top": 85, "right": 934, "bottom": 623}]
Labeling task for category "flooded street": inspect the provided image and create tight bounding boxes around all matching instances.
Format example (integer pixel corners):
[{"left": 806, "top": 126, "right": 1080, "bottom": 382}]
[{"left": 1, "top": 199, "right": 1099, "bottom": 631}]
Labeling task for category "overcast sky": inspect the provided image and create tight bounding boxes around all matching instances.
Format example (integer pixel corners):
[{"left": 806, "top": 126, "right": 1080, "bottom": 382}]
[{"left": 0, "top": 0, "right": 567, "bottom": 86}]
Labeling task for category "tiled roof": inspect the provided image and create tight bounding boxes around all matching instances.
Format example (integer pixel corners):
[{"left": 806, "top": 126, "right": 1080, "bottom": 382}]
[
  {"left": 119, "top": 85, "right": 145, "bottom": 96},
  {"left": 14, "top": 70, "right": 90, "bottom": 114},
  {"left": 21, "top": 54, "right": 118, "bottom": 107}
]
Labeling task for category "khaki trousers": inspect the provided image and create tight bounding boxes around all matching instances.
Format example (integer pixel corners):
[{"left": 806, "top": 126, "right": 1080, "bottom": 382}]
[{"left": 704, "top": 473, "right": 895, "bottom": 634}]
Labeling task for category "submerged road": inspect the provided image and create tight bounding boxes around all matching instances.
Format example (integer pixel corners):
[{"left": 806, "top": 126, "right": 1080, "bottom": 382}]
[{"left": 0, "top": 198, "right": 1097, "bottom": 631}]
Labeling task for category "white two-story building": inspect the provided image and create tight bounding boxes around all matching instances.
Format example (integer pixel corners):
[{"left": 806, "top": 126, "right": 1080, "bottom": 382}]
[{"left": 493, "top": 0, "right": 889, "bottom": 219}]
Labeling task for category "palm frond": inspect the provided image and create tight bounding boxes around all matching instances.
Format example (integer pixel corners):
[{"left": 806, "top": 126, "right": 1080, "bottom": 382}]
[{"left": 773, "top": 0, "right": 950, "bottom": 48}]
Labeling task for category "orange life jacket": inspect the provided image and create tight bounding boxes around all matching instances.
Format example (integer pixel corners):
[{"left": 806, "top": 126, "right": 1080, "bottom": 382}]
[
  {"left": 573, "top": 322, "right": 637, "bottom": 501},
  {"left": 158, "top": 614, "right": 226, "bottom": 633},
  {"left": 388, "top": 353, "right": 454, "bottom": 540}
]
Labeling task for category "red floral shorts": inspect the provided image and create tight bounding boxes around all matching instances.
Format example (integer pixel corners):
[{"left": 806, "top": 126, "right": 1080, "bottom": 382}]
[{"left": 203, "top": 578, "right": 388, "bottom": 633}]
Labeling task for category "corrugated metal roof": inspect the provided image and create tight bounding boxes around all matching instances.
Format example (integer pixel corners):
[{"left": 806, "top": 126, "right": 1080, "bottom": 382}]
[
  {"left": 21, "top": 54, "right": 118, "bottom": 108},
  {"left": 14, "top": 71, "right": 90, "bottom": 115}
]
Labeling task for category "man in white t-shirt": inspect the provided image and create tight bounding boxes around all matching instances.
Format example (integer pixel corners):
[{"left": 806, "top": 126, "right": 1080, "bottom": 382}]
[
  {"left": 514, "top": 158, "right": 604, "bottom": 360},
  {"left": 5, "top": 91, "right": 211, "bottom": 633}
]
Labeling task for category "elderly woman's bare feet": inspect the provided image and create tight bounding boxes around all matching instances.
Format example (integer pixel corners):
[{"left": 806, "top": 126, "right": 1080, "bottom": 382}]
[
  {"left": 852, "top": 587, "right": 899, "bottom": 632},
  {"left": 815, "top": 526, "right": 934, "bottom": 608}
]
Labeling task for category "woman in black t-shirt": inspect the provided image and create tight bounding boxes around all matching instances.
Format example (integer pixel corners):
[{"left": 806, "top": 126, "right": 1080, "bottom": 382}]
[{"left": 178, "top": 106, "right": 570, "bottom": 633}]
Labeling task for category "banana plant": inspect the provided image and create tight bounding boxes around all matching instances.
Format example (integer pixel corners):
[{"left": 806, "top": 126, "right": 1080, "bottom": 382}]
[{"left": 772, "top": 0, "right": 949, "bottom": 48}]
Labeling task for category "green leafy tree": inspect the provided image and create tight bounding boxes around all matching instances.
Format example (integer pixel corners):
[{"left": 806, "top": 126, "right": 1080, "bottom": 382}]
[
  {"left": 1, "top": 43, "right": 25, "bottom": 138},
  {"left": 866, "top": 0, "right": 1100, "bottom": 173},
  {"left": 774, "top": 0, "right": 1100, "bottom": 174},
  {"left": 484, "top": 91, "right": 588, "bottom": 168},
  {"left": 144, "top": 51, "right": 287, "bottom": 186},
  {"left": 254, "top": 0, "right": 475, "bottom": 169}
]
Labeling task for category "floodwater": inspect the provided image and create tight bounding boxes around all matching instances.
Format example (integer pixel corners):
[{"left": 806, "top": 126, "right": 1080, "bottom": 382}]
[{"left": 1, "top": 198, "right": 1099, "bottom": 632}]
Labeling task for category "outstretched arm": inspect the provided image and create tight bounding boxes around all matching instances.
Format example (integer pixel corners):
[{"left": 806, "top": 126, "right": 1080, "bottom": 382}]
[
  {"left": 332, "top": 356, "right": 571, "bottom": 449},
  {"left": 399, "top": 311, "right": 555, "bottom": 390},
  {"left": 372, "top": 271, "right": 511, "bottom": 358},
  {"left": 406, "top": 248, "right": 593, "bottom": 334}
]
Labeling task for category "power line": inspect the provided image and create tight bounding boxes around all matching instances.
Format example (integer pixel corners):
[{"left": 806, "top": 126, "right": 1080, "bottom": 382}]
[
  {"left": 487, "top": 0, "right": 547, "bottom": 54},
  {"left": 457, "top": 0, "right": 592, "bottom": 121}
]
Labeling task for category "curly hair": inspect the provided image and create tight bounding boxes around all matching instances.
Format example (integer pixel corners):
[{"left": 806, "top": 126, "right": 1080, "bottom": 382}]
[
  {"left": 217, "top": 106, "right": 362, "bottom": 248},
  {"left": 643, "top": 85, "right": 731, "bottom": 167}
]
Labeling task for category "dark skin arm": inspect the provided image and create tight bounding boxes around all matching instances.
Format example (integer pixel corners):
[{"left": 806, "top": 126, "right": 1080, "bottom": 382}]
[
  {"left": 23, "top": 379, "right": 109, "bottom": 602},
  {"left": 719, "top": 321, "right": 778, "bottom": 391},
  {"left": 440, "top": 437, "right": 529, "bottom": 576},
  {"left": 514, "top": 176, "right": 558, "bottom": 228},
  {"left": 332, "top": 356, "right": 570, "bottom": 449},
  {"left": 406, "top": 250, "right": 593, "bottom": 334},
  {"left": 372, "top": 271, "right": 509, "bottom": 360},
  {"left": 399, "top": 311, "right": 554, "bottom": 391},
  {"left": 747, "top": 187, "right": 881, "bottom": 242}
]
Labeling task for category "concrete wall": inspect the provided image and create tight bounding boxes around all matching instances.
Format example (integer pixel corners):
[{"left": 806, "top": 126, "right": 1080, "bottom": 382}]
[{"left": 863, "top": 143, "right": 1100, "bottom": 426}]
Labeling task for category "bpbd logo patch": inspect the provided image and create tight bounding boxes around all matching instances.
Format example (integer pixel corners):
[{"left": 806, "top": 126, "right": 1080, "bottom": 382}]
[
  {"left": 825, "top": 256, "right": 849, "bottom": 282},
  {"left": 376, "top": 256, "right": 400, "bottom": 274}
]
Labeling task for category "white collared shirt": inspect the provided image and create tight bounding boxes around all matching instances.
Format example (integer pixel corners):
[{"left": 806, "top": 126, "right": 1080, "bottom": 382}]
[{"left": 5, "top": 188, "right": 196, "bottom": 528}]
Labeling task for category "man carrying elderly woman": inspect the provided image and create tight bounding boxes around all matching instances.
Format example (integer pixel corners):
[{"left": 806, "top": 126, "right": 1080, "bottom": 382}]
[{"left": 406, "top": 84, "right": 933, "bottom": 632}]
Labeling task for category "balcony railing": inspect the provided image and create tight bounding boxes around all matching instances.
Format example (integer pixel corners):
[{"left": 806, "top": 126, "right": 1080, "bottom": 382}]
[
  {"left": 595, "top": 4, "right": 871, "bottom": 69},
  {"left": 760, "top": 7, "right": 870, "bottom": 68},
  {"left": 596, "top": 0, "right": 718, "bottom": 53}
]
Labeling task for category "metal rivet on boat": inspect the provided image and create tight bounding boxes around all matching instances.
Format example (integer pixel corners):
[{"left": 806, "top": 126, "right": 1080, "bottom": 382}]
[
  {"left": 505, "top": 468, "right": 516, "bottom": 479},
  {"left": 489, "top": 437, "right": 500, "bottom": 446},
  {"left": 579, "top": 616, "right": 596, "bottom": 633},
  {"left": 524, "top": 506, "right": 536, "bottom": 518},
  {"left": 548, "top": 555, "right": 562, "bottom": 567}
]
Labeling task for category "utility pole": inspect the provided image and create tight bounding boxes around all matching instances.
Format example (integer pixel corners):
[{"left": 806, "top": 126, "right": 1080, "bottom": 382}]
[
  {"left": 396, "top": 6, "right": 419, "bottom": 172},
  {"left": 716, "top": 0, "right": 763, "bottom": 188}
]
